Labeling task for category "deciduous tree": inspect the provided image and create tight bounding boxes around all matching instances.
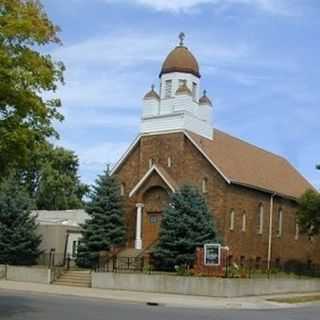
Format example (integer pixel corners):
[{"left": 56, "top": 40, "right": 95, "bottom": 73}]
[
  {"left": 297, "top": 189, "right": 320, "bottom": 236},
  {"left": 0, "top": 0, "right": 64, "bottom": 175}
]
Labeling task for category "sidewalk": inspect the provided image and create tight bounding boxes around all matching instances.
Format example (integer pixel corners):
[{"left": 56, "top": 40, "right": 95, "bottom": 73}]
[{"left": 0, "top": 279, "right": 319, "bottom": 310}]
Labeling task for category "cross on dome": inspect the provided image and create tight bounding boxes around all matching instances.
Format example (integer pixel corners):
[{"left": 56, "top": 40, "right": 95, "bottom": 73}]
[{"left": 179, "top": 32, "right": 185, "bottom": 46}]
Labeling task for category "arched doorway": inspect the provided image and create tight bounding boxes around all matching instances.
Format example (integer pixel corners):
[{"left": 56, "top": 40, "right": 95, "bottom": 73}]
[{"left": 142, "top": 186, "right": 169, "bottom": 248}]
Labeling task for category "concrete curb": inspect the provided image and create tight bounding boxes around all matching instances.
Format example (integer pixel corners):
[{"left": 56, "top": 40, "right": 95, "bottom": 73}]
[{"left": 0, "top": 280, "right": 319, "bottom": 310}]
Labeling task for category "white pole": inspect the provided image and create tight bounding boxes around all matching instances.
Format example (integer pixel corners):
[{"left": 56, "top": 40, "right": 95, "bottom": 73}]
[
  {"left": 267, "top": 194, "right": 276, "bottom": 270},
  {"left": 135, "top": 203, "right": 144, "bottom": 249}
]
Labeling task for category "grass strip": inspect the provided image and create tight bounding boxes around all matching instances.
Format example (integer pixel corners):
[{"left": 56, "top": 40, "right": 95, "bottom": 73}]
[{"left": 268, "top": 295, "right": 320, "bottom": 304}]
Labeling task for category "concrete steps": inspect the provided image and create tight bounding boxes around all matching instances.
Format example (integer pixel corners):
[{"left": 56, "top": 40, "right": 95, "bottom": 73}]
[{"left": 54, "top": 270, "right": 91, "bottom": 288}]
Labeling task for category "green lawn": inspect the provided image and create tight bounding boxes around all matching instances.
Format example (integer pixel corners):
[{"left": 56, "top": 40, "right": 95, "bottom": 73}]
[{"left": 268, "top": 295, "right": 320, "bottom": 304}]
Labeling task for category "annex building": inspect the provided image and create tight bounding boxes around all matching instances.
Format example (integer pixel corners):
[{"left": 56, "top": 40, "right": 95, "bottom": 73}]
[{"left": 112, "top": 34, "right": 319, "bottom": 265}]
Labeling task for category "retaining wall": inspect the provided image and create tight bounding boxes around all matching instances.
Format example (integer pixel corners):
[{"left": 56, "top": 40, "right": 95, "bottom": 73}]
[
  {"left": 92, "top": 272, "right": 320, "bottom": 297},
  {"left": 6, "top": 266, "right": 50, "bottom": 284},
  {"left": 0, "top": 265, "right": 6, "bottom": 279}
]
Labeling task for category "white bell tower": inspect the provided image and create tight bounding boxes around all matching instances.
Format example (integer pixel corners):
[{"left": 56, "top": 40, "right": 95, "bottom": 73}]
[{"left": 141, "top": 33, "right": 213, "bottom": 140}]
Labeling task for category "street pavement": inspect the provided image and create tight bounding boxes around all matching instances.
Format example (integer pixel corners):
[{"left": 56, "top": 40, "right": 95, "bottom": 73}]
[{"left": 0, "top": 289, "right": 320, "bottom": 320}]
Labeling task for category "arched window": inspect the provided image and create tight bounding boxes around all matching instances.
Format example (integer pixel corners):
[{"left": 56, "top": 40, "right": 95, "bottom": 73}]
[
  {"left": 202, "top": 177, "right": 208, "bottom": 194},
  {"left": 165, "top": 80, "right": 172, "bottom": 98},
  {"left": 257, "top": 204, "right": 264, "bottom": 234},
  {"left": 277, "top": 208, "right": 283, "bottom": 237},
  {"left": 192, "top": 82, "right": 197, "bottom": 99},
  {"left": 229, "top": 209, "right": 235, "bottom": 231},
  {"left": 120, "top": 183, "right": 125, "bottom": 196},
  {"left": 242, "top": 211, "right": 247, "bottom": 232}
]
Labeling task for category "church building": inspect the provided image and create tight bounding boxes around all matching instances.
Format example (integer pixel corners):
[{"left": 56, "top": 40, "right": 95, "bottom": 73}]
[{"left": 112, "top": 34, "right": 319, "bottom": 265}]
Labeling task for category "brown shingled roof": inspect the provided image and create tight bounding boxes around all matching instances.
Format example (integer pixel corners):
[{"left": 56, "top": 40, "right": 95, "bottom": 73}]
[{"left": 187, "top": 129, "right": 314, "bottom": 199}]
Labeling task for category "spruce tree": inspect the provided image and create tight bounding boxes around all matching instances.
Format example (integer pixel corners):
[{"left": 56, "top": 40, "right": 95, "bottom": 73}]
[
  {"left": 153, "top": 185, "right": 218, "bottom": 270},
  {"left": 76, "top": 168, "right": 126, "bottom": 268},
  {"left": 0, "top": 173, "right": 41, "bottom": 265}
]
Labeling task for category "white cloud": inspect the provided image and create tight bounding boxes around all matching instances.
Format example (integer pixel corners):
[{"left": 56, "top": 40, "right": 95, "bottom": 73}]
[
  {"left": 52, "top": 31, "right": 250, "bottom": 110},
  {"left": 61, "top": 140, "right": 131, "bottom": 171},
  {"left": 61, "top": 109, "right": 139, "bottom": 129},
  {"left": 102, "top": 0, "right": 297, "bottom": 15}
]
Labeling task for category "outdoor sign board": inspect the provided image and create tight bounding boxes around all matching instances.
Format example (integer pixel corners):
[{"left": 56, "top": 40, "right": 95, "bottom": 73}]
[{"left": 204, "top": 243, "right": 221, "bottom": 266}]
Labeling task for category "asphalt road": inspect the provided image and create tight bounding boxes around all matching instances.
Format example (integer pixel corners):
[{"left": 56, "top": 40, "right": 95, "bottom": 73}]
[{"left": 0, "top": 289, "right": 320, "bottom": 320}]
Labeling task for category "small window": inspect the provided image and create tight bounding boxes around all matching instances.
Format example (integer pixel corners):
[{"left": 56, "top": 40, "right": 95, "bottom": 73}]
[
  {"left": 149, "top": 159, "right": 153, "bottom": 168},
  {"left": 167, "top": 157, "right": 172, "bottom": 168},
  {"left": 179, "top": 79, "right": 185, "bottom": 87},
  {"left": 295, "top": 223, "right": 299, "bottom": 240},
  {"left": 257, "top": 204, "right": 264, "bottom": 234},
  {"left": 202, "top": 178, "right": 208, "bottom": 193},
  {"left": 120, "top": 183, "right": 125, "bottom": 196},
  {"left": 277, "top": 208, "right": 283, "bottom": 237},
  {"left": 192, "top": 82, "right": 197, "bottom": 99},
  {"left": 149, "top": 213, "right": 161, "bottom": 224},
  {"left": 229, "top": 209, "right": 235, "bottom": 231},
  {"left": 165, "top": 80, "right": 172, "bottom": 98},
  {"left": 72, "top": 240, "right": 77, "bottom": 258},
  {"left": 242, "top": 211, "right": 247, "bottom": 232}
]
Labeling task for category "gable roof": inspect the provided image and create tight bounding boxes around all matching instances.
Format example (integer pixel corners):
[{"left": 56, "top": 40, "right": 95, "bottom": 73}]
[
  {"left": 187, "top": 129, "right": 314, "bottom": 199},
  {"left": 112, "top": 129, "right": 314, "bottom": 200},
  {"left": 129, "top": 164, "right": 177, "bottom": 198}
]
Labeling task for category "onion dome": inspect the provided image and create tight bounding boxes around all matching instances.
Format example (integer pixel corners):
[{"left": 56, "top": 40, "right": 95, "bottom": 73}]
[
  {"left": 176, "top": 81, "right": 192, "bottom": 96},
  {"left": 199, "top": 90, "right": 213, "bottom": 106},
  {"left": 159, "top": 33, "right": 200, "bottom": 78},
  {"left": 144, "top": 84, "right": 160, "bottom": 100}
]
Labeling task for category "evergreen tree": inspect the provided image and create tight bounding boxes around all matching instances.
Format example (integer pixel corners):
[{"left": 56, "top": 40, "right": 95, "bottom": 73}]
[
  {"left": 76, "top": 168, "right": 126, "bottom": 268},
  {"left": 0, "top": 173, "right": 41, "bottom": 265},
  {"left": 153, "top": 185, "right": 218, "bottom": 270}
]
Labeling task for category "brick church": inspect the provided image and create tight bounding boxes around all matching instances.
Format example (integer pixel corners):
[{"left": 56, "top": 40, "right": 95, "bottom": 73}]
[{"left": 112, "top": 34, "right": 319, "bottom": 265}]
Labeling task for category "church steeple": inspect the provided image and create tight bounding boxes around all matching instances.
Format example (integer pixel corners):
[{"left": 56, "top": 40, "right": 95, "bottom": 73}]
[{"left": 141, "top": 34, "right": 213, "bottom": 140}]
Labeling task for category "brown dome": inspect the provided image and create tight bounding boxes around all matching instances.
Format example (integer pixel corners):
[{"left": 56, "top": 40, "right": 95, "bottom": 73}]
[
  {"left": 144, "top": 85, "right": 160, "bottom": 100},
  {"left": 199, "top": 90, "right": 213, "bottom": 106},
  {"left": 159, "top": 46, "right": 201, "bottom": 78}
]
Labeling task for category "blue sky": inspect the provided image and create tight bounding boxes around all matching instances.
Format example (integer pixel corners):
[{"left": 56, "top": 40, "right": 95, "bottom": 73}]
[{"left": 42, "top": 0, "right": 319, "bottom": 189}]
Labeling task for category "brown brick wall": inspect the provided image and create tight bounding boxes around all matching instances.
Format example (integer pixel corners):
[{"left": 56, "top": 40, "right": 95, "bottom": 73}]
[{"left": 114, "top": 132, "right": 320, "bottom": 264}]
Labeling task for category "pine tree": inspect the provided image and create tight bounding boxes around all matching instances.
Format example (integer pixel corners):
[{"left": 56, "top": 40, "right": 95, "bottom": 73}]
[
  {"left": 76, "top": 168, "right": 126, "bottom": 268},
  {"left": 153, "top": 185, "right": 218, "bottom": 270},
  {"left": 0, "top": 173, "right": 41, "bottom": 265}
]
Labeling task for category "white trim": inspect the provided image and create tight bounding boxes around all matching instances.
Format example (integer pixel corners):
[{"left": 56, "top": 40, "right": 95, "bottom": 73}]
[
  {"left": 184, "top": 131, "right": 231, "bottom": 185},
  {"left": 111, "top": 134, "right": 141, "bottom": 175},
  {"left": 111, "top": 130, "right": 231, "bottom": 186},
  {"left": 129, "top": 164, "right": 176, "bottom": 198},
  {"left": 111, "top": 130, "right": 183, "bottom": 175}
]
